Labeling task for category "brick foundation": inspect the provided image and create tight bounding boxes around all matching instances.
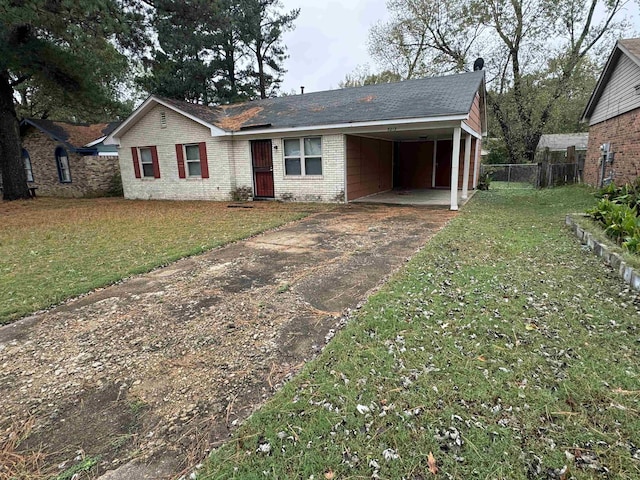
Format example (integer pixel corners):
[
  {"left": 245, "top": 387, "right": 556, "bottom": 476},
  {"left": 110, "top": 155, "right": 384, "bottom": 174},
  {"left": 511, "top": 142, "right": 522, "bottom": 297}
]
[{"left": 584, "top": 108, "right": 640, "bottom": 186}]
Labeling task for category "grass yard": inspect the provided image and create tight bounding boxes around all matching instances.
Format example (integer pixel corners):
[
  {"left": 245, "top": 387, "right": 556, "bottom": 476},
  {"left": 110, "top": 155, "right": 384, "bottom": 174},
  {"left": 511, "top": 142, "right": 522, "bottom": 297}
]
[
  {"left": 201, "top": 185, "right": 640, "bottom": 479},
  {"left": 0, "top": 197, "right": 326, "bottom": 324}
]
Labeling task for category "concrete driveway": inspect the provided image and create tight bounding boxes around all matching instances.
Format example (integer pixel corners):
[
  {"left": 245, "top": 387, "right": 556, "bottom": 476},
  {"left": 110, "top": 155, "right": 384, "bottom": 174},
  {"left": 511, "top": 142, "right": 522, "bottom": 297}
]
[{"left": 0, "top": 203, "right": 455, "bottom": 479}]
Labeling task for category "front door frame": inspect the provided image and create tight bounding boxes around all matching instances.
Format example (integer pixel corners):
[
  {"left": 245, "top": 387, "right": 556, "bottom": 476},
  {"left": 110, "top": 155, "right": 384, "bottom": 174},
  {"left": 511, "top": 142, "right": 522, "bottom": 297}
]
[{"left": 251, "top": 139, "right": 275, "bottom": 198}]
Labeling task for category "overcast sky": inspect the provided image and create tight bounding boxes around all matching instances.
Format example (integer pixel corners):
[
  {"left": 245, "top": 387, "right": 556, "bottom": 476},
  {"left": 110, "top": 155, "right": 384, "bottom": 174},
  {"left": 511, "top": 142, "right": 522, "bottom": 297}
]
[
  {"left": 279, "top": 0, "right": 389, "bottom": 94},
  {"left": 278, "top": 0, "right": 640, "bottom": 95}
]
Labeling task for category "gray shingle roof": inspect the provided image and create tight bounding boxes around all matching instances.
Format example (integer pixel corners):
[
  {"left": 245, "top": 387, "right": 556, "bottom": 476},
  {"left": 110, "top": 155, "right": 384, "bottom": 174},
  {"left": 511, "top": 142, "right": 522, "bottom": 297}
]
[
  {"left": 537, "top": 133, "right": 588, "bottom": 151},
  {"left": 159, "top": 70, "right": 485, "bottom": 132}
]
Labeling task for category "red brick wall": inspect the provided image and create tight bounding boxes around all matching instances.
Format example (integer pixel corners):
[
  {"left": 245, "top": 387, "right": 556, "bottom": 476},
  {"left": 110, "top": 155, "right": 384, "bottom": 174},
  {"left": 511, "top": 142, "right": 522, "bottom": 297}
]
[{"left": 585, "top": 108, "right": 640, "bottom": 186}]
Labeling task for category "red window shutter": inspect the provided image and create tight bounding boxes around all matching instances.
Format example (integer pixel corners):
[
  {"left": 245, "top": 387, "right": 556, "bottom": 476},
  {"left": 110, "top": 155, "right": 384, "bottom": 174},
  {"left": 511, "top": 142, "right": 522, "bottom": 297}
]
[
  {"left": 131, "top": 147, "right": 141, "bottom": 179},
  {"left": 175, "top": 144, "right": 186, "bottom": 179},
  {"left": 199, "top": 142, "right": 209, "bottom": 179},
  {"left": 150, "top": 146, "right": 161, "bottom": 178}
]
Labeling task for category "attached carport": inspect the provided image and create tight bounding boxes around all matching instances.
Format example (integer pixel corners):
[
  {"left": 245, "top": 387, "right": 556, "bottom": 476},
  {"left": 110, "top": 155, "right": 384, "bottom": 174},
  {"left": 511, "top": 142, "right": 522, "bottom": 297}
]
[{"left": 344, "top": 121, "right": 482, "bottom": 210}]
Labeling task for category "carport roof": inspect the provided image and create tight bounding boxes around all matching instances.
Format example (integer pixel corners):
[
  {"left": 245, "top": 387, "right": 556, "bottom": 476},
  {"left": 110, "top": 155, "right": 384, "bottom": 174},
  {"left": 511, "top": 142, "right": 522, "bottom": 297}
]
[{"left": 110, "top": 70, "right": 485, "bottom": 140}]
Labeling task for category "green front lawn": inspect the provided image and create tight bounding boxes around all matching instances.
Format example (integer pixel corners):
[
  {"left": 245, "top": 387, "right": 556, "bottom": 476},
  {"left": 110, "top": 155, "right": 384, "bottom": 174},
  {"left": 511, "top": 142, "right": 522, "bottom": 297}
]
[
  {"left": 202, "top": 186, "right": 640, "bottom": 479},
  {"left": 0, "top": 198, "right": 325, "bottom": 324}
]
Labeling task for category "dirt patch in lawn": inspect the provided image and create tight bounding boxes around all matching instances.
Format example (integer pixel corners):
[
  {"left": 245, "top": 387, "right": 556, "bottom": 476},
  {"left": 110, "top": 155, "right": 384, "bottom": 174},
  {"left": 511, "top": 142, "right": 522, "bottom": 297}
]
[{"left": 0, "top": 204, "right": 455, "bottom": 480}]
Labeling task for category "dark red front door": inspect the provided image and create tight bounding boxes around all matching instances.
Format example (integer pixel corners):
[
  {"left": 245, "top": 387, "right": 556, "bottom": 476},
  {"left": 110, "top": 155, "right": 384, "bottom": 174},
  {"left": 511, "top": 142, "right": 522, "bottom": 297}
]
[
  {"left": 435, "top": 139, "right": 452, "bottom": 187},
  {"left": 251, "top": 140, "right": 274, "bottom": 198}
]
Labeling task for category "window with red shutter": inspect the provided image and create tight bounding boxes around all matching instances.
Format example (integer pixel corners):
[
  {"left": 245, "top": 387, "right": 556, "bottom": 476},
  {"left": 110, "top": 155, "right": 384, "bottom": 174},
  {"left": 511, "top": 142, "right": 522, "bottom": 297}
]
[
  {"left": 199, "top": 142, "right": 209, "bottom": 179},
  {"left": 150, "top": 146, "right": 161, "bottom": 178},
  {"left": 175, "top": 144, "right": 186, "bottom": 178},
  {"left": 131, "top": 147, "right": 141, "bottom": 178}
]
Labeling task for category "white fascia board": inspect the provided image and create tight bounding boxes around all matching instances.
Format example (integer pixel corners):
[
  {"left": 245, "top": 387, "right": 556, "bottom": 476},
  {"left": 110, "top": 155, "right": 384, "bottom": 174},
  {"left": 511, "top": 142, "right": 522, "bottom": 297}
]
[
  {"left": 461, "top": 122, "right": 482, "bottom": 139},
  {"left": 618, "top": 43, "right": 640, "bottom": 69},
  {"left": 226, "top": 114, "right": 468, "bottom": 138},
  {"left": 84, "top": 136, "right": 106, "bottom": 147},
  {"left": 105, "top": 96, "right": 226, "bottom": 145}
]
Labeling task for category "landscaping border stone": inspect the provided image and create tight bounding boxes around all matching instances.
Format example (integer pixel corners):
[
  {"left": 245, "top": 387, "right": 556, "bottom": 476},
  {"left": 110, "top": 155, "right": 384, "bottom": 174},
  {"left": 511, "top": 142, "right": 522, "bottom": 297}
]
[{"left": 566, "top": 214, "right": 640, "bottom": 291}]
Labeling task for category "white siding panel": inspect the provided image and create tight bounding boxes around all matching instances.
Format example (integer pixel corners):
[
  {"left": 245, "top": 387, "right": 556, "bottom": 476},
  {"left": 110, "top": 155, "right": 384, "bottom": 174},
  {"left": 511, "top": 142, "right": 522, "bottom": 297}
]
[{"left": 591, "top": 55, "right": 640, "bottom": 125}]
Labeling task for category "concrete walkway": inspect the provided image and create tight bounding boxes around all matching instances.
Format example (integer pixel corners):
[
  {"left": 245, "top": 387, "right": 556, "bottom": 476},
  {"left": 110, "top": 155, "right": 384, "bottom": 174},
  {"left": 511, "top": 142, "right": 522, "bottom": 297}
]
[{"left": 0, "top": 204, "right": 455, "bottom": 480}]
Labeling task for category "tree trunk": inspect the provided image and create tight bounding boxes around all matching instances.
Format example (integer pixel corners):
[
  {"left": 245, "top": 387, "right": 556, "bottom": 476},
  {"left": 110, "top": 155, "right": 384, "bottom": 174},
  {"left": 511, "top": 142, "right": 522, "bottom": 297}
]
[
  {"left": 0, "top": 71, "right": 30, "bottom": 201},
  {"left": 256, "top": 48, "right": 266, "bottom": 99}
]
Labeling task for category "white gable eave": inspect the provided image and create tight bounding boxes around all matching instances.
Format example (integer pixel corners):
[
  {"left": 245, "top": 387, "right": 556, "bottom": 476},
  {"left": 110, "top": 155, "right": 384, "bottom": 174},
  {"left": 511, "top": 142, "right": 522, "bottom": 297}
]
[
  {"left": 104, "top": 96, "right": 227, "bottom": 146},
  {"left": 228, "top": 114, "right": 469, "bottom": 138}
]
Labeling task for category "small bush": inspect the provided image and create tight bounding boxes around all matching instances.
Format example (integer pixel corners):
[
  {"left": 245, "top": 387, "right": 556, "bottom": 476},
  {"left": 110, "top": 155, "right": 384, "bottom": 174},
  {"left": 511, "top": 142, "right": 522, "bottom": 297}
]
[
  {"left": 477, "top": 171, "right": 492, "bottom": 190},
  {"left": 231, "top": 186, "right": 253, "bottom": 202},
  {"left": 587, "top": 179, "right": 640, "bottom": 254},
  {"left": 280, "top": 192, "right": 294, "bottom": 202},
  {"left": 106, "top": 172, "right": 124, "bottom": 197}
]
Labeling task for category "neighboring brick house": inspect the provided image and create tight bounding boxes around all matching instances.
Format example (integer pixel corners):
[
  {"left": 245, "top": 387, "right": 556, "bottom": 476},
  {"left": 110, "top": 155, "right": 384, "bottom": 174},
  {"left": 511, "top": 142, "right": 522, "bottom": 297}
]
[
  {"left": 18, "top": 118, "right": 121, "bottom": 197},
  {"left": 582, "top": 38, "right": 640, "bottom": 186},
  {"left": 107, "top": 70, "right": 487, "bottom": 210}
]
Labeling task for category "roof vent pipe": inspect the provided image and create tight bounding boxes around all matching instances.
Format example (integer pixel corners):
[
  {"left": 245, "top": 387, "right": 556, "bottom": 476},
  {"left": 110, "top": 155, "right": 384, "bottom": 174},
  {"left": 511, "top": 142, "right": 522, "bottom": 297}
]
[{"left": 300, "top": 86, "right": 305, "bottom": 95}]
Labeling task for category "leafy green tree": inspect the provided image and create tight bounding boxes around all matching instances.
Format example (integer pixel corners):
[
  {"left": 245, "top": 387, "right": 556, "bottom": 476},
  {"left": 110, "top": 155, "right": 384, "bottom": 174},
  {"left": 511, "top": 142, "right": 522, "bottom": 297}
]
[
  {"left": 368, "top": 0, "right": 628, "bottom": 163},
  {"left": 239, "top": 0, "right": 299, "bottom": 99},
  {"left": 14, "top": 54, "right": 134, "bottom": 122},
  {"left": 0, "top": 0, "right": 146, "bottom": 200},
  {"left": 140, "top": 0, "right": 297, "bottom": 103},
  {"left": 140, "top": 0, "right": 226, "bottom": 104}
]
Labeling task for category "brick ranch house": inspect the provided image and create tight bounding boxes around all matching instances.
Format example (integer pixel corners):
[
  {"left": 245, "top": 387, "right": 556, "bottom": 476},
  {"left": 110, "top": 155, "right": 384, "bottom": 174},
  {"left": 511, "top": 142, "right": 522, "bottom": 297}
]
[
  {"left": 16, "top": 118, "right": 121, "bottom": 197},
  {"left": 106, "top": 70, "right": 487, "bottom": 210},
  {"left": 582, "top": 38, "right": 640, "bottom": 186}
]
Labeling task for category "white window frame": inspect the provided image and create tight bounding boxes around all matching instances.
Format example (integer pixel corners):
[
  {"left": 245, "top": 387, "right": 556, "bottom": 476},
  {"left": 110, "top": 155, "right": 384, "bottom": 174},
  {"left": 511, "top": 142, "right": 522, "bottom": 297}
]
[
  {"left": 22, "top": 149, "right": 34, "bottom": 182},
  {"left": 283, "top": 137, "right": 323, "bottom": 177},
  {"left": 139, "top": 147, "right": 155, "bottom": 178},
  {"left": 183, "top": 144, "right": 202, "bottom": 178},
  {"left": 55, "top": 147, "right": 71, "bottom": 183}
]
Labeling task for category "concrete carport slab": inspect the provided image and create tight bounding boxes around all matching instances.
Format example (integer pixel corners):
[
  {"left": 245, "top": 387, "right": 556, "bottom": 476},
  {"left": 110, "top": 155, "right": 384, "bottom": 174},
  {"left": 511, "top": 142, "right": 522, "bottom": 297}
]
[{"left": 0, "top": 204, "right": 456, "bottom": 480}]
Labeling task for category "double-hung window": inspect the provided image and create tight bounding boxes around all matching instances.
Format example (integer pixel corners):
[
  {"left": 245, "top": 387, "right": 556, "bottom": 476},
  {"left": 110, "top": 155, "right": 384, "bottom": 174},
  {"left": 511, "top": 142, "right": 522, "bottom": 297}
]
[
  {"left": 184, "top": 144, "right": 202, "bottom": 177},
  {"left": 55, "top": 147, "right": 71, "bottom": 183},
  {"left": 283, "top": 137, "right": 322, "bottom": 176},
  {"left": 139, "top": 147, "right": 155, "bottom": 177}
]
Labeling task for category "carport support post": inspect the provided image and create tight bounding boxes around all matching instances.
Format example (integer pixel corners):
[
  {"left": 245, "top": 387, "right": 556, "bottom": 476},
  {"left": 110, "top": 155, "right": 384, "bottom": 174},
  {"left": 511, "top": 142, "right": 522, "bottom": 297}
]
[
  {"left": 462, "top": 134, "right": 472, "bottom": 200},
  {"left": 450, "top": 127, "right": 461, "bottom": 211},
  {"left": 472, "top": 137, "right": 481, "bottom": 188}
]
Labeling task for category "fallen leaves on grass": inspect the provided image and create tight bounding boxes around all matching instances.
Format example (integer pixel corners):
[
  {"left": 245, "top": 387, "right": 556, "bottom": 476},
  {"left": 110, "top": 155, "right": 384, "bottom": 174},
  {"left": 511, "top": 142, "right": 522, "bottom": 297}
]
[{"left": 427, "top": 451, "right": 438, "bottom": 474}]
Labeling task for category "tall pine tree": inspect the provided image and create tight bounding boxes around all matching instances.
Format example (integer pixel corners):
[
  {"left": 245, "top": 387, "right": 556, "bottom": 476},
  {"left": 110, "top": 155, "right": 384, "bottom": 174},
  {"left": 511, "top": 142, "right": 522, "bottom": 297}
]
[
  {"left": 239, "top": 0, "right": 299, "bottom": 99},
  {"left": 0, "top": 0, "right": 147, "bottom": 200},
  {"left": 139, "top": 0, "right": 299, "bottom": 104}
]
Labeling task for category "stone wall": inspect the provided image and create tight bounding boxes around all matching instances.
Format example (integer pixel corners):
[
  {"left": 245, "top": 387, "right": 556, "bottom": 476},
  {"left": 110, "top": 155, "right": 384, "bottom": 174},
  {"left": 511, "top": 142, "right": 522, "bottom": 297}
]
[
  {"left": 584, "top": 107, "right": 640, "bottom": 186},
  {"left": 21, "top": 127, "right": 121, "bottom": 197}
]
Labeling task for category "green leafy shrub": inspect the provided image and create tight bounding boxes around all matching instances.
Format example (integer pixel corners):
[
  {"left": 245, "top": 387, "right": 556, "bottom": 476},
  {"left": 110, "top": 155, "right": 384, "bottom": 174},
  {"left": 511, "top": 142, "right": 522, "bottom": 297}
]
[
  {"left": 477, "top": 171, "right": 492, "bottom": 190},
  {"left": 106, "top": 172, "right": 124, "bottom": 197},
  {"left": 587, "top": 190, "right": 640, "bottom": 253}
]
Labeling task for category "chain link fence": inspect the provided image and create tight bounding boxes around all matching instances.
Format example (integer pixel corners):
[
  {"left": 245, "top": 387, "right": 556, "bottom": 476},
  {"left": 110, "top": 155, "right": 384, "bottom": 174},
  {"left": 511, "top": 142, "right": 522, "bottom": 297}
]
[{"left": 480, "top": 162, "right": 581, "bottom": 189}]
